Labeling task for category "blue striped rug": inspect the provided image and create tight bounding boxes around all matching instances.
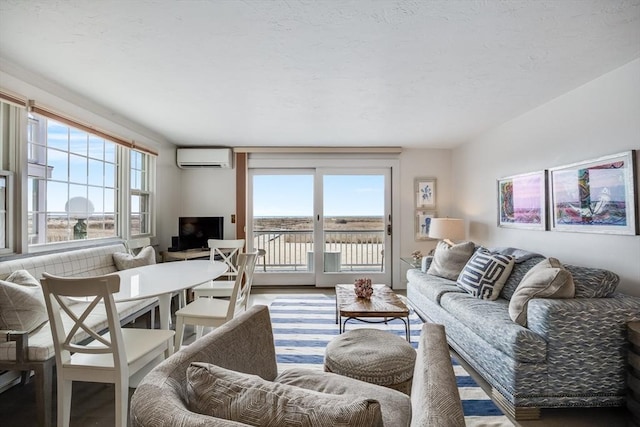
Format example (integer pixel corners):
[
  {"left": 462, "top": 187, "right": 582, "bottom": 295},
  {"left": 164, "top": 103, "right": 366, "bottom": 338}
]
[{"left": 269, "top": 295, "right": 513, "bottom": 427}]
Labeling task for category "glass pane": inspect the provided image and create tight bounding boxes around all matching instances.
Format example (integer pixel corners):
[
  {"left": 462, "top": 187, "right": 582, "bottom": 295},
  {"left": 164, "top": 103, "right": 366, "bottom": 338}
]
[
  {"left": 87, "top": 215, "right": 115, "bottom": 239},
  {"left": 69, "top": 154, "right": 87, "bottom": 184},
  {"left": 88, "top": 136, "right": 104, "bottom": 160},
  {"left": 104, "top": 188, "right": 115, "bottom": 212},
  {"left": 131, "top": 170, "right": 141, "bottom": 190},
  {"left": 46, "top": 181, "right": 68, "bottom": 213},
  {"left": 131, "top": 194, "right": 140, "bottom": 213},
  {"left": 252, "top": 174, "right": 314, "bottom": 272},
  {"left": 104, "top": 142, "right": 116, "bottom": 163},
  {"left": 323, "top": 175, "right": 385, "bottom": 273},
  {"left": 88, "top": 159, "right": 103, "bottom": 186},
  {"left": 130, "top": 213, "right": 141, "bottom": 235},
  {"left": 69, "top": 129, "right": 88, "bottom": 156},
  {"left": 104, "top": 162, "right": 115, "bottom": 188},
  {"left": 88, "top": 186, "right": 104, "bottom": 212},
  {"left": 131, "top": 150, "right": 141, "bottom": 169},
  {"left": 47, "top": 121, "right": 68, "bottom": 151},
  {"left": 47, "top": 214, "right": 70, "bottom": 243},
  {"left": 47, "top": 148, "right": 68, "bottom": 181}
]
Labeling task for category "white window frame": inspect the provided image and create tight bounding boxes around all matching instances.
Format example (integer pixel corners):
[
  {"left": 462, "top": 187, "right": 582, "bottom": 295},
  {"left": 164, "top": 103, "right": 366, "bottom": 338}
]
[{"left": 128, "top": 149, "right": 155, "bottom": 239}]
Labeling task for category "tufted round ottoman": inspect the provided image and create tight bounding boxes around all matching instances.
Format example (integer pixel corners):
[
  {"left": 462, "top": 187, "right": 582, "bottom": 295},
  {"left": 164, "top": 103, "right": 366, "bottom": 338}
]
[{"left": 323, "top": 328, "right": 416, "bottom": 395}]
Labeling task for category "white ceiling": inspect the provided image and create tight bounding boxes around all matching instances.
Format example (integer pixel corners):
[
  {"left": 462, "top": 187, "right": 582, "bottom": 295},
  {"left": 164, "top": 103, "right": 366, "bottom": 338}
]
[{"left": 1, "top": 0, "right": 639, "bottom": 149}]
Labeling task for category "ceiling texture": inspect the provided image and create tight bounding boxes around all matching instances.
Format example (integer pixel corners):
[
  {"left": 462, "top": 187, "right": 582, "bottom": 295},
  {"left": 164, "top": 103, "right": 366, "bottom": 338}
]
[{"left": 1, "top": 0, "right": 639, "bottom": 149}]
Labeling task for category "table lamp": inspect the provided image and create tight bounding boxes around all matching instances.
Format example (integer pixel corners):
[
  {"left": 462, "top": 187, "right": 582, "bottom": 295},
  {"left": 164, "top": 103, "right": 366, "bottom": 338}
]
[{"left": 428, "top": 218, "right": 465, "bottom": 246}]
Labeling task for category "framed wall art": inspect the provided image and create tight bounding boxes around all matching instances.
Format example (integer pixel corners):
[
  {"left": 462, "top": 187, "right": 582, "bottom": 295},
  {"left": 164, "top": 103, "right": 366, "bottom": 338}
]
[
  {"left": 415, "top": 210, "right": 436, "bottom": 241},
  {"left": 497, "top": 170, "right": 547, "bottom": 230},
  {"left": 416, "top": 177, "right": 436, "bottom": 209},
  {"left": 548, "top": 150, "right": 638, "bottom": 235}
]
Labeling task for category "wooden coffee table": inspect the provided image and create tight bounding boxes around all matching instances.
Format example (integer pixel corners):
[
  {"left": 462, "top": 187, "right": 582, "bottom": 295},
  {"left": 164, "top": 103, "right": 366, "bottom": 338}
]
[{"left": 335, "top": 284, "right": 411, "bottom": 340}]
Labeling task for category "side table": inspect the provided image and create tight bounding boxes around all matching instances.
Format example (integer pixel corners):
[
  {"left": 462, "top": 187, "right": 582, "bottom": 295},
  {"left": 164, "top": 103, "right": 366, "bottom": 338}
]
[{"left": 400, "top": 256, "right": 422, "bottom": 269}]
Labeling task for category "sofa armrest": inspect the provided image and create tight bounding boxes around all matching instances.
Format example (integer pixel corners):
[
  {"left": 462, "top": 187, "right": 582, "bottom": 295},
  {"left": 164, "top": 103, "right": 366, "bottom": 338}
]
[
  {"left": 411, "top": 323, "right": 465, "bottom": 427},
  {"left": 527, "top": 294, "right": 640, "bottom": 394},
  {"left": 131, "top": 305, "right": 277, "bottom": 426}
]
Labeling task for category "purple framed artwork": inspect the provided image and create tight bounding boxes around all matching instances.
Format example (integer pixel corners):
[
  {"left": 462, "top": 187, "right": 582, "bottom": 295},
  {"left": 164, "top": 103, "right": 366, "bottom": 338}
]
[
  {"left": 549, "top": 150, "right": 638, "bottom": 235},
  {"left": 498, "top": 171, "right": 547, "bottom": 230}
]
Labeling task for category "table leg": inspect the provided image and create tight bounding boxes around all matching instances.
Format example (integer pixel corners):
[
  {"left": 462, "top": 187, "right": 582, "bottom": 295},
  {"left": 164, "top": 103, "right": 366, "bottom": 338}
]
[{"left": 158, "top": 294, "right": 172, "bottom": 330}]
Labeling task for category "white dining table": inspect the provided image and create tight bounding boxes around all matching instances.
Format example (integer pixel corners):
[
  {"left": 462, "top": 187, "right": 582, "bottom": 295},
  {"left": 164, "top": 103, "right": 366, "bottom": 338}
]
[{"left": 111, "top": 260, "right": 228, "bottom": 330}]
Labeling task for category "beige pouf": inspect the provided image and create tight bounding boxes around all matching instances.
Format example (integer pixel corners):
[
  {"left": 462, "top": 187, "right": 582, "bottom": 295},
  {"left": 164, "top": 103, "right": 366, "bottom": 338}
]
[{"left": 324, "top": 328, "right": 416, "bottom": 395}]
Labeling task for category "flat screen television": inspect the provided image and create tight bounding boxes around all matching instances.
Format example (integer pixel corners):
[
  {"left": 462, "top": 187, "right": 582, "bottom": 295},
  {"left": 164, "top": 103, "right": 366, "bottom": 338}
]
[{"left": 178, "top": 216, "right": 224, "bottom": 251}]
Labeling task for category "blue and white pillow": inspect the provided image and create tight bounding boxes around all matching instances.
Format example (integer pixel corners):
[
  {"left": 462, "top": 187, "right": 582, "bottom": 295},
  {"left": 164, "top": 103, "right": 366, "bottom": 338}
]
[{"left": 456, "top": 249, "right": 515, "bottom": 300}]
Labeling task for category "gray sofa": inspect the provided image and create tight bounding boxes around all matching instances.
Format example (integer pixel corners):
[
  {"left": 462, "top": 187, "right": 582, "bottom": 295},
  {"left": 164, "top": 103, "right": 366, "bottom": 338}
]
[
  {"left": 406, "top": 248, "right": 640, "bottom": 420},
  {"left": 130, "top": 304, "right": 465, "bottom": 426}
]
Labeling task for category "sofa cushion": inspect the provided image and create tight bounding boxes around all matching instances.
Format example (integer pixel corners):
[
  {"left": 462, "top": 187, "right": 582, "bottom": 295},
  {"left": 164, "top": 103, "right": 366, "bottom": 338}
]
[
  {"left": 276, "top": 367, "right": 411, "bottom": 427},
  {"left": 187, "top": 362, "right": 384, "bottom": 427},
  {"left": 406, "top": 269, "right": 465, "bottom": 304},
  {"left": 439, "top": 292, "right": 547, "bottom": 363},
  {"left": 113, "top": 246, "right": 156, "bottom": 270},
  {"left": 509, "top": 258, "right": 575, "bottom": 326},
  {"left": 0, "top": 270, "right": 48, "bottom": 333},
  {"left": 563, "top": 264, "right": 619, "bottom": 298},
  {"left": 499, "top": 254, "right": 547, "bottom": 301},
  {"left": 427, "top": 241, "right": 475, "bottom": 280},
  {"left": 456, "top": 249, "right": 515, "bottom": 300}
]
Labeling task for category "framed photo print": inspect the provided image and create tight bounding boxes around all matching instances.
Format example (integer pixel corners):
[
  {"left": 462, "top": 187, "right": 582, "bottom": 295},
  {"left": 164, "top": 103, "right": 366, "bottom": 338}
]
[
  {"left": 415, "top": 210, "right": 436, "bottom": 241},
  {"left": 416, "top": 177, "right": 436, "bottom": 209},
  {"left": 548, "top": 150, "right": 638, "bottom": 235},
  {"left": 497, "top": 170, "right": 547, "bottom": 230}
]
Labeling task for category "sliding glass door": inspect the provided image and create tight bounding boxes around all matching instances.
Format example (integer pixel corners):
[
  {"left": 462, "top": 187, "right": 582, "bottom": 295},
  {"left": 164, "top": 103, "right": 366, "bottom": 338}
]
[{"left": 248, "top": 168, "right": 391, "bottom": 287}]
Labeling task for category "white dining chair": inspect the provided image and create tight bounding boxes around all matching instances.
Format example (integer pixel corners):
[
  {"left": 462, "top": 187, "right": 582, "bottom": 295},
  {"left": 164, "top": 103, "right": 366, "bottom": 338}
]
[
  {"left": 174, "top": 252, "right": 258, "bottom": 348},
  {"left": 124, "top": 237, "right": 151, "bottom": 255},
  {"left": 41, "top": 273, "right": 175, "bottom": 427},
  {"left": 191, "top": 239, "right": 245, "bottom": 299}
]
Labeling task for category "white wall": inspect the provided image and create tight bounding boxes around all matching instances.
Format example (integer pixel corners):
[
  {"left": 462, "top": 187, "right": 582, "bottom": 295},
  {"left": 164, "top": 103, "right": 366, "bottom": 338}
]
[
  {"left": 178, "top": 167, "right": 237, "bottom": 240},
  {"left": 452, "top": 59, "right": 640, "bottom": 295}
]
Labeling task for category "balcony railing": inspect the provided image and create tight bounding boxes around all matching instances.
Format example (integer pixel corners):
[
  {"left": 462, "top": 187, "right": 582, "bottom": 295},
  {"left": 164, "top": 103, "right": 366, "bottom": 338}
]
[{"left": 253, "top": 229, "right": 385, "bottom": 272}]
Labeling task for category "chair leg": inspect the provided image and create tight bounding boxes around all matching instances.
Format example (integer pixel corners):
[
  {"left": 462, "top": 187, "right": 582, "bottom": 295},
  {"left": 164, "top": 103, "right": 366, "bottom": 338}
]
[
  {"left": 115, "top": 379, "right": 128, "bottom": 427},
  {"left": 57, "top": 378, "right": 72, "bottom": 427},
  {"left": 175, "top": 316, "right": 185, "bottom": 349},
  {"left": 34, "top": 360, "right": 54, "bottom": 427},
  {"left": 195, "top": 325, "right": 204, "bottom": 339}
]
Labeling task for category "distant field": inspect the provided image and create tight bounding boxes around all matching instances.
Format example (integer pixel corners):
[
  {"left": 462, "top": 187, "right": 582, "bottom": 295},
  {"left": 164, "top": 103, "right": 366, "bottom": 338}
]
[{"left": 254, "top": 216, "right": 384, "bottom": 231}]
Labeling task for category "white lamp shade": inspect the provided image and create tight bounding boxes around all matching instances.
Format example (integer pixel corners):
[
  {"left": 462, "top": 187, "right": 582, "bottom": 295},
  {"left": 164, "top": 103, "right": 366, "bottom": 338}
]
[{"left": 428, "top": 218, "right": 465, "bottom": 241}]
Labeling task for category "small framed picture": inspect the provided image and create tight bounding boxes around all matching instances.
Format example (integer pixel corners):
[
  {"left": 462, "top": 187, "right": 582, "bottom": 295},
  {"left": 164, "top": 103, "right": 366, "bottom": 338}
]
[
  {"left": 497, "top": 170, "right": 547, "bottom": 230},
  {"left": 415, "top": 210, "right": 437, "bottom": 241},
  {"left": 416, "top": 177, "right": 437, "bottom": 208}
]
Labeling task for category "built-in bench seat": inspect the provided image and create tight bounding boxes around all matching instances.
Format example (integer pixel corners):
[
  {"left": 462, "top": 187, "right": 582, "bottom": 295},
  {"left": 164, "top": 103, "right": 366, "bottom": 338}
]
[{"left": 0, "top": 243, "right": 159, "bottom": 427}]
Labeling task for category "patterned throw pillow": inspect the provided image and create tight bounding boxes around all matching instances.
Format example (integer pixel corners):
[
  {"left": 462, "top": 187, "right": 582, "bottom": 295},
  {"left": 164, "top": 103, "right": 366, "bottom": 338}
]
[
  {"left": 186, "top": 362, "right": 383, "bottom": 427},
  {"left": 509, "top": 258, "right": 575, "bottom": 327},
  {"left": 427, "top": 241, "right": 476, "bottom": 280},
  {"left": 0, "top": 270, "right": 48, "bottom": 333},
  {"left": 456, "top": 249, "right": 515, "bottom": 300},
  {"left": 112, "top": 246, "right": 156, "bottom": 270}
]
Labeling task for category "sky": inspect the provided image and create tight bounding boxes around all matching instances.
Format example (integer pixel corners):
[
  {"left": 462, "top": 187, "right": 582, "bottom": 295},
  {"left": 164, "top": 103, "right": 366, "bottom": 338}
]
[{"left": 252, "top": 174, "right": 384, "bottom": 217}]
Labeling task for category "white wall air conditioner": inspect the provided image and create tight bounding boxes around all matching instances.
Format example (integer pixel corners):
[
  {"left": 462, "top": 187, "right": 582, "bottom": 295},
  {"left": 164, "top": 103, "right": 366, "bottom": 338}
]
[{"left": 176, "top": 148, "right": 233, "bottom": 169}]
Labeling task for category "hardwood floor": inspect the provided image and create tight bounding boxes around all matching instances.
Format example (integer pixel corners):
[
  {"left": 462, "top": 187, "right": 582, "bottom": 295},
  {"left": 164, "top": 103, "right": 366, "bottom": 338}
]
[{"left": 0, "top": 288, "right": 633, "bottom": 426}]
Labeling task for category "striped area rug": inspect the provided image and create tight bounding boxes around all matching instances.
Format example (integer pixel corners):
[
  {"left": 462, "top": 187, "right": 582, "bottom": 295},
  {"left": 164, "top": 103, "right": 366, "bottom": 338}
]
[{"left": 269, "top": 295, "right": 513, "bottom": 427}]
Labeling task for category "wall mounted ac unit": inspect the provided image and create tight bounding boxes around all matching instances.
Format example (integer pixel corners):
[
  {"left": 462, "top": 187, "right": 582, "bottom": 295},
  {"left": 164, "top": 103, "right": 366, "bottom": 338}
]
[{"left": 176, "top": 148, "right": 233, "bottom": 169}]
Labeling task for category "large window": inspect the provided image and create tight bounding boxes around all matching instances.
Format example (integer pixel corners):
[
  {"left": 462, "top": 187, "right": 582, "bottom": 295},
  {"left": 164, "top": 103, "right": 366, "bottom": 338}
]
[
  {"left": 25, "top": 112, "right": 155, "bottom": 247},
  {"left": 27, "top": 114, "right": 118, "bottom": 244}
]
